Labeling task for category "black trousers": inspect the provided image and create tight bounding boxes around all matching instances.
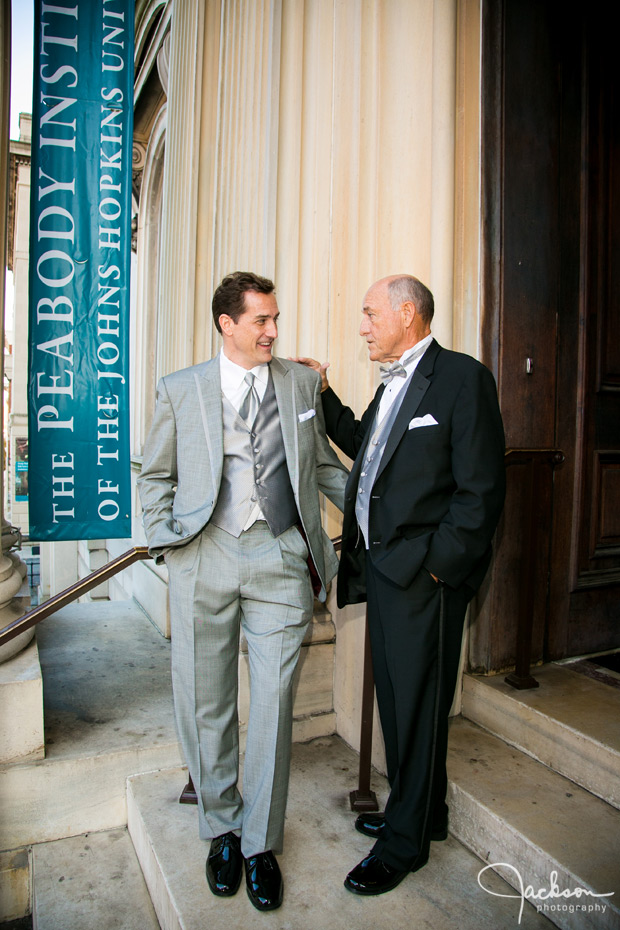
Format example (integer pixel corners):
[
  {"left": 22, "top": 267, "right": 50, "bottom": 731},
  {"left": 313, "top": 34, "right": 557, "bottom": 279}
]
[{"left": 365, "top": 556, "right": 470, "bottom": 871}]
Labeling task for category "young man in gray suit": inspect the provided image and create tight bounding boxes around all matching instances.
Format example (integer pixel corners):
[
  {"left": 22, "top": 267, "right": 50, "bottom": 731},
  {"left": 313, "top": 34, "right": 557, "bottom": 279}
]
[{"left": 138, "top": 272, "right": 348, "bottom": 911}]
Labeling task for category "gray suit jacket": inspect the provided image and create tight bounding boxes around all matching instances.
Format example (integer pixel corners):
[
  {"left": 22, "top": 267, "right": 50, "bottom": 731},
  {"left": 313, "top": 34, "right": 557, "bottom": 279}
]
[{"left": 138, "top": 355, "right": 348, "bottom": 598}]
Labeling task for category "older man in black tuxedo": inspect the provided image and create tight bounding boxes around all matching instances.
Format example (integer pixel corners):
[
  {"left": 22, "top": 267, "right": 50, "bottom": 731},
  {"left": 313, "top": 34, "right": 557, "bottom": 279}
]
[{"left": 296, "top": 274, "right": 505, "bottom": 895}]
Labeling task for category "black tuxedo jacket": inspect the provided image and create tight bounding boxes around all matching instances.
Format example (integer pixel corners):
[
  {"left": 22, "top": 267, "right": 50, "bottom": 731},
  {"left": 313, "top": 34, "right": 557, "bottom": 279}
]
[{"left": 322, "top": 340, "right": 506, "bottom": 608}]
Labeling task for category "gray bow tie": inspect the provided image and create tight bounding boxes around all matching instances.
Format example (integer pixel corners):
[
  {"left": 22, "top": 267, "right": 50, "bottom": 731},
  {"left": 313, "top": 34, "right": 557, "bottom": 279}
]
[
  {"left": 379, "top": 341, "right": 429, "bottom": 385},
  {"left": 379, "top": 361, "right": 408, "bottom": 384}
]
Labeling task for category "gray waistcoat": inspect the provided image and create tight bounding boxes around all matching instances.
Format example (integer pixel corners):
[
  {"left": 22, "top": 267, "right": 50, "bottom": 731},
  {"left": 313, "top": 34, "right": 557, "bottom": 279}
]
[
  {"left": 355, "top": 388, "right": 407, "bottom": 547},
  {"left": 210, "top": 371, "right": 299, "bottom": 538}
]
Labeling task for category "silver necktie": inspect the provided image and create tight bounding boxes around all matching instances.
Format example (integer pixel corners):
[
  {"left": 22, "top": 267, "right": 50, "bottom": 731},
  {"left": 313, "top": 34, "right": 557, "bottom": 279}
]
[{"left": 238, "top": 372, "right": 260, "bottom": 425}]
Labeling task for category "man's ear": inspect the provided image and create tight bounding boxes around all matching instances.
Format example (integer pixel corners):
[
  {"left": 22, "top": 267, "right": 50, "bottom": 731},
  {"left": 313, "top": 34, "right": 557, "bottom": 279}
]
[
  {"left": 401, "top": 300, "right": 416, "bottom": 328},
  {"left": 219, "top": 313, "right": 235, "bottom": 336}
]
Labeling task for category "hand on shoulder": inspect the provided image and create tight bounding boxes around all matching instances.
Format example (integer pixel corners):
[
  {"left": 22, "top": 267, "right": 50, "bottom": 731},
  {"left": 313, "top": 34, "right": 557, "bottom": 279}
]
[{"left": 289, "top": 357, "right": 330, "bottom": 392}]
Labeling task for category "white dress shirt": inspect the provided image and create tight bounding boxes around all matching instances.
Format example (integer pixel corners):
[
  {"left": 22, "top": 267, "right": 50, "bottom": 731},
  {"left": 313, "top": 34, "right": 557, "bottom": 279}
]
[
  {"left": 376, "top": 334, "right": 433, "bottom": 423},
  {"left": 219, "top": 349, "right": 269, "bottom": 407}
]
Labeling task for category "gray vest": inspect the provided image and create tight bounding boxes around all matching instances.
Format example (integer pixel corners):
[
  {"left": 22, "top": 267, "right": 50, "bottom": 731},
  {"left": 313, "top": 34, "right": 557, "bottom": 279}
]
[
  {"left": 355, "top": 389, "right": 406, "bottom": 547},
  {"left": 210, "top": 370, "right": 299, "bottom": 538}
]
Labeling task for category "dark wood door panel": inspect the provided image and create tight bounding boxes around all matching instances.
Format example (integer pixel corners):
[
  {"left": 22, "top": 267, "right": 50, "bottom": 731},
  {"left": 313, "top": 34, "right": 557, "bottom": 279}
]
[
  {"left": 497, "top": 0, "right": 559, "bottom": 450},
  {"left": 475, "top": 0, "right": 620, "bottom": 671},
  {"left": 564, "top": 32, "right": 620, "bottom": 610}
]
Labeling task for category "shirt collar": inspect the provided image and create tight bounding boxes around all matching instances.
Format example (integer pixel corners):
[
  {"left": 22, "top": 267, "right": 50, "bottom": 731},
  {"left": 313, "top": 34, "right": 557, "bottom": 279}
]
[
  {"left": 219, "top": 348, "right": 270, "bottom": 388},
  {"left": 399, "top": 333, "right": 433, "bottom": 367}
]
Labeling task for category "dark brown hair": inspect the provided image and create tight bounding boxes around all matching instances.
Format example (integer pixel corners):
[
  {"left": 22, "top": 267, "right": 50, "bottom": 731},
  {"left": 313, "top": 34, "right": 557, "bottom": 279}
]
[{"left": 212, "top": 271, "right": 275, "bottom": 333}]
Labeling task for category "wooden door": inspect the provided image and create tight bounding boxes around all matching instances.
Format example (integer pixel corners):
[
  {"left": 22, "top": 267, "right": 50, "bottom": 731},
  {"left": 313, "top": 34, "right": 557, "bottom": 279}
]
[{"left": 470, "top": 0, "right": 620, "bottom": 672}]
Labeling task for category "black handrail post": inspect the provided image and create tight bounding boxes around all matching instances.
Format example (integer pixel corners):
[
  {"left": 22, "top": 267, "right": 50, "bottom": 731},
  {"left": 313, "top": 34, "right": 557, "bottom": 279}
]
[{"left": 349, "top": 607, "right": 379, "bottom": 811}]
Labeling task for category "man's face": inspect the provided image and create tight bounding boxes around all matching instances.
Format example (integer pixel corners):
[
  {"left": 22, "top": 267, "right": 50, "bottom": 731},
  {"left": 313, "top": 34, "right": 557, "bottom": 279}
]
[
  {"left": 359, "top": 281, "right": 408, "bottom": 363},
  {"left": 220, "top": 290, "right": 279, "bottom": 369}
]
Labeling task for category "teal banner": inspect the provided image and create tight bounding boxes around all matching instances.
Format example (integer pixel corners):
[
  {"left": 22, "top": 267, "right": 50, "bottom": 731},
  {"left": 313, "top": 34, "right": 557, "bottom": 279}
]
[{"left": 28, "top": 0, "right": 134, "bottom": 540}]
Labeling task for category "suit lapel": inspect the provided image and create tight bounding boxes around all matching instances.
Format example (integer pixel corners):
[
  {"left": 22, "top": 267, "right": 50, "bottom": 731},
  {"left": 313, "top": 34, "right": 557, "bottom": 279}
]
[
  {"left": 374, "top": 339, "right": 441, "bottom": 483},
  {"left": 194, "top": 356, "right": 224, "bottom": 491},
  {"left": 270, "top": 357, "right": 298, "bottom": 489}
]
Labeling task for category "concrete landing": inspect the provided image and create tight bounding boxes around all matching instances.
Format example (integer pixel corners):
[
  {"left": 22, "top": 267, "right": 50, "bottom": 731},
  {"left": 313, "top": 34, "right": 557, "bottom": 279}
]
[
  {"left": 32, "top": 828, "right": 159, "bottom": 930},
  {"left": 127, "top": 736, "right": 553, "bottom": 930},
  {"left": 448, "top": 717, "right": 620, "bottom": 930},
  {"left": 0, "top": 601, "right": 183, "bottom": 850},
  {"left": 462, "top": 666, "right": 620, "bottom": 808}
]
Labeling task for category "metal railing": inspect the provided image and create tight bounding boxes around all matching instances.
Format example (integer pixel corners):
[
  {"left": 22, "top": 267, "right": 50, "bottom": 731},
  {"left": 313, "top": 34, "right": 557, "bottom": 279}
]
[{"left": 0, "top": 545, "right": 151, "bottom": 647}]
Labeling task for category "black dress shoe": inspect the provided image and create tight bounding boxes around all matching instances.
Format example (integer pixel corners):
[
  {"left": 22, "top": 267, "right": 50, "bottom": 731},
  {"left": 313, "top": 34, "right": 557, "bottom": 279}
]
[
  {"left": 355, "top": 812, "right": 385, "bottom": 839},
  {"left": 355, "top": 812, "right": 448, "bottom": 842},
  {"left": 206, "top": 832, "right": 242, "bottom": 896},
  {"left": 344, "top": 854, "right": 409, "bottom": 896},
  {"left": 244, "top": 851, "right": 283, "bottom": 911}
]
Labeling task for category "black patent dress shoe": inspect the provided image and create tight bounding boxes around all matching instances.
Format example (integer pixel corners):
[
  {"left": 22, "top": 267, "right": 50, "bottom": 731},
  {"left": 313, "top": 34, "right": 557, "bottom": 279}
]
[
  {"left": 244, "top": 850, "right": 283, "bottom": 911},
  {"left": 354, "top": 812, "right": 385, "bottom": 839},
  {"left": 206, "top": 832, "right": 242, "bottom": 896},
  {"left": 344, "top": 853, "right": 409, "bottom": 896},
  {"left": 355, "top": 812, "right": 448, "bottom": 842}
]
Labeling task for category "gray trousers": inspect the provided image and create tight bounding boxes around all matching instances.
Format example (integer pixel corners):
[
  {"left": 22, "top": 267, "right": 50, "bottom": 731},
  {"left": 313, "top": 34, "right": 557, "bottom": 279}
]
[{"left": 166, "top": 520, "right": 313, "bottom": 857}]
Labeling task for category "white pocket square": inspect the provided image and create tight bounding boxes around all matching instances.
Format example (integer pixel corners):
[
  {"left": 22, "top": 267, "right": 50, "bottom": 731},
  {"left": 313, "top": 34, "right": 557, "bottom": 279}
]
[
  {"left": 408, "top": 413, "right": 438, "bottom": 430},
  {"left": 298, "top": 408, "right": 316, "bottom": 422}
]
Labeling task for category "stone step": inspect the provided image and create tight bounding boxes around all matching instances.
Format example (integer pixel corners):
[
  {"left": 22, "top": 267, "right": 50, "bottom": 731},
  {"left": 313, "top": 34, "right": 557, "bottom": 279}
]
[
  {"left": 32, "top": 828, "right": 160, "bottom": 930},
  {"left": 126, "top": 735, "right": 552, "bottom": 930},
  {"left": 0, "top": 600, "right": 182, "bottom": 852},
  {"left": 461, "top": 666, "right": 620, "bottom": 808},
  {"left": 0, "top": 848, "right": 30, "bottom": 923},
  {"left": 0, "top": 637, "right": 44, "bottom": 764},
  {"left": 447, "top": 716, "right": 620, "bottom": 930}
]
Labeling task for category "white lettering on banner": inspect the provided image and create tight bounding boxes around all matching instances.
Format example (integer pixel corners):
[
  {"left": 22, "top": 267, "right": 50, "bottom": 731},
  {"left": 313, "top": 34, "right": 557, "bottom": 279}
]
[
  {"left": 36, "top": 295, "right": 73, "bottom": 323},
  {"left": 38, "top": 167, "right": 76, "bottom": 198},
  {"left": 37, "top": 371, "right": 74, "bottom": 397},
  {"left": 37, "top": 405, "right": 74, "bottom": 431},
  {"left": 50, "top": 452, "right": 75, "bottom": 522},
  {"left": 39, "top": 4, "right": 78, "bottom": 151},
  {"left": 37, "top": 205, "right": 75, "bottom": 242},
  {"left": 96, "top": 15, "right": 129, "bottom": 524},
  {"left": 36, "top": 332, "right": 74, "bottom": 365},
  {"left": 36, "top": 249, "right": 74, "bottom": 287},
  {"left": 33, "top": 2, "right": 78, "bottom": 469},
  {"left": 98, "top": 99, "right": 123, "bottom": 251}
]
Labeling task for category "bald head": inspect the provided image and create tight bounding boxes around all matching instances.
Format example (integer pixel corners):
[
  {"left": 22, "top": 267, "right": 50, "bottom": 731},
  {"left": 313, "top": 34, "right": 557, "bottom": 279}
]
[{"left": 360, "top": 274, "right": 433, "bottom": 363}]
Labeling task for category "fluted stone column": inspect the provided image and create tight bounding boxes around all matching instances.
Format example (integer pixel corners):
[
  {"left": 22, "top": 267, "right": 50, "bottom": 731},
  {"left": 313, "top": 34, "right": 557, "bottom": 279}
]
[
  {"left": 155, "top": 0, "right": 206, "bottom": 377},
  {"left": 0, "top": 0, "right": 32, "bottom": 663}
]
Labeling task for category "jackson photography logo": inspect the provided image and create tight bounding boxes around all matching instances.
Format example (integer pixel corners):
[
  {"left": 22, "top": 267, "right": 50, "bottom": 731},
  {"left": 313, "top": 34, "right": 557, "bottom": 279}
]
[{"left": 477, "top": 863, "right": 615, "bottom": 925}]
